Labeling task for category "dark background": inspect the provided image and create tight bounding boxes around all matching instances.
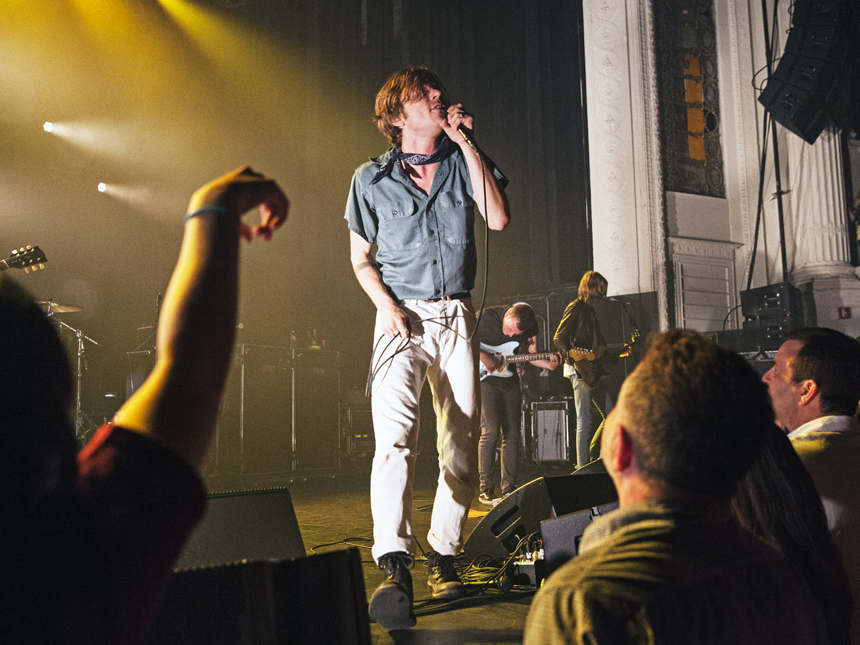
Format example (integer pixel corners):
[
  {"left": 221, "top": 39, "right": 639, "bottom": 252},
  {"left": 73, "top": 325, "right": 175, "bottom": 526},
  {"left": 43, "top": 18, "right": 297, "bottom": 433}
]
[{"left": 2, "top": 0, "right": 593, "bottom": 422}]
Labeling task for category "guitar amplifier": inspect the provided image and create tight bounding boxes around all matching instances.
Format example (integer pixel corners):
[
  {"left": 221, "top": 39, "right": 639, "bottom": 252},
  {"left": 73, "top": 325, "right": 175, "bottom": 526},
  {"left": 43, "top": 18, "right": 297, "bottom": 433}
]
[{"left": 531, "top": 401, "right": 571, "bottom": 462}]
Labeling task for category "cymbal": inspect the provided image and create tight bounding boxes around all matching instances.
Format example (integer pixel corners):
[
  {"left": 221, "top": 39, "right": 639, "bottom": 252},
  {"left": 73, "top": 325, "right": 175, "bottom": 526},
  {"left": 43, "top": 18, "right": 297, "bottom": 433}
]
[{"left": 36, "top": 300, "right": 83, "bottom": 314}]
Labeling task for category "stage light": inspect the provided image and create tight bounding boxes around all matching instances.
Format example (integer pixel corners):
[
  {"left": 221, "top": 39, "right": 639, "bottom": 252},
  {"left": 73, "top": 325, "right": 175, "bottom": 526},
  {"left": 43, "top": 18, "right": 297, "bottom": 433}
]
[
  {"left": 97, "top": 182, "right": 107, "bottom": 193},
  {"left": 43, "top": 122, "right": 54, "bottom": 132}
]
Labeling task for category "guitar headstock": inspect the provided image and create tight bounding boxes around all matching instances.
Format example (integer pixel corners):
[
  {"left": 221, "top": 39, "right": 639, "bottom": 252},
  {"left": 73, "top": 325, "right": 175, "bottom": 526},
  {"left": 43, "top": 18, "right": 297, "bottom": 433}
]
[
  {"left": 2, "top": 246, "right": 47, "bottom": 274},
  {"left": 568, "top": 347, "right": 595, "bottom": 362},
  {"left": 619, "top": 329, "right": 643, "bottom": 358}
]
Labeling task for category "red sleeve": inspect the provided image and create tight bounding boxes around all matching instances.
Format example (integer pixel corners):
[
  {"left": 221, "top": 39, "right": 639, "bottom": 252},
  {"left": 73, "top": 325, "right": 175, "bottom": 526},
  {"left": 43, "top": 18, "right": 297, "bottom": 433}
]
[{"left": 77, "top": 424, "right": 207, "bottom": 644}]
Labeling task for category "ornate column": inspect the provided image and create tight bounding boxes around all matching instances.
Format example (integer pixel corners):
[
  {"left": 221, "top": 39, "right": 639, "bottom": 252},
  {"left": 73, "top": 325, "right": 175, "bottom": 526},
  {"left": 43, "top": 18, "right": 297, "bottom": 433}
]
[
  {"left": 582, "top": 0, "right": 669, "bottom": 329},
  {"left": 786, "top": 128, "right": 854, "bottom": 281}
]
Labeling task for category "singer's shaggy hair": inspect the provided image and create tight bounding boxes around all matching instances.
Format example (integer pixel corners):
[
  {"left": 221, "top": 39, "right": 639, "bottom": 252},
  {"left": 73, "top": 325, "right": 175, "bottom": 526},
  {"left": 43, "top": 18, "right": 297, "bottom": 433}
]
[{"left": 374, "top": 67, "right": 451, "bottom": 145}]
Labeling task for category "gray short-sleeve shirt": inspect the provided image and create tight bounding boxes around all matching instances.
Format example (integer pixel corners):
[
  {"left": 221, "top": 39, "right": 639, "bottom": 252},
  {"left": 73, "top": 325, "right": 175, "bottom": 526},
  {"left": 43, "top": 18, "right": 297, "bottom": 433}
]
[{"left": 345, "top": 146, "right": 506, "bottom": 301}]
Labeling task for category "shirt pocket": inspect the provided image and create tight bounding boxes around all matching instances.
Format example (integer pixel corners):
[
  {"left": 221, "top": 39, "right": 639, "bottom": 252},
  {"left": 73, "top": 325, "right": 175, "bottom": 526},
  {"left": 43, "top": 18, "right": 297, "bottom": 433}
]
[
  {"left": 437, "top": 190, "right": 474, "bottom": 245},
  {"left": 376, "top": 199, "right": 422, "bottom": 251}
]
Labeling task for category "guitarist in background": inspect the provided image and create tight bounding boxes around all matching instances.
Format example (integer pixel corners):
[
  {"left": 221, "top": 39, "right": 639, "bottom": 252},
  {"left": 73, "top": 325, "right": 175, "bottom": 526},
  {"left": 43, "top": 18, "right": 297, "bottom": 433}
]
[
  {"left": 477, "top": 303, "right": 562, "bottom": 504},
  {"left": 554, "top": 271, "right": 613, "bottom": 470}
]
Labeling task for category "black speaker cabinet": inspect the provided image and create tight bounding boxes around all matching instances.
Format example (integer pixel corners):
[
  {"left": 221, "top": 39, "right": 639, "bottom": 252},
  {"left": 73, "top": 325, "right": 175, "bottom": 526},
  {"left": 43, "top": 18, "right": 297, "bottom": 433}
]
[
  {"left": 147, "top": 548, "right": 370, "bottom": 645},
  {"left": 176, "top": 488, "right": 305, "bottom": 570},
  {"left": 293, "top": 349, "right": 340, "bottom": 471},
  {"left": 211, "top": 345, "right": 341, "bottom": 481},
  {"left": 125, "top": 349, "right": 155, "bottom": 399},
  {"left": 541, "top": 500, "right": 620, "bottom": 578},
  {"left": 240, "top": 345, "right": 294, "bottom": 476},
  {"left": 740, "top": 283, "right": 804, "bottom": 351},
  {"left": 463, "top": 468, "right": 618, "bottom": 560},
  {"left": 344, "top": 403, "right": 374, "bottom": 455},
  {"left": 757, "top": 0, "right": 854, "bottom": 143}
]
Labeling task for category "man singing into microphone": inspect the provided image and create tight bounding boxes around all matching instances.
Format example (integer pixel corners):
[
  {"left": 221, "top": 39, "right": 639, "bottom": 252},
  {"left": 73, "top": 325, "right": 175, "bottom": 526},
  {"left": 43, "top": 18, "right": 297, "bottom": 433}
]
[{"left": 345, "top": 67, "right": 510, "bottom": 630}]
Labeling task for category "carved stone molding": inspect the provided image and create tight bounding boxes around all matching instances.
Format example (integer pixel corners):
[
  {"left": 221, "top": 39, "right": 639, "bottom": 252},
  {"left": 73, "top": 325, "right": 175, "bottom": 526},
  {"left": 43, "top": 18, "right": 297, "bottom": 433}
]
[{"left": 669, "top": 236, "right": 742, "bottom": 260}]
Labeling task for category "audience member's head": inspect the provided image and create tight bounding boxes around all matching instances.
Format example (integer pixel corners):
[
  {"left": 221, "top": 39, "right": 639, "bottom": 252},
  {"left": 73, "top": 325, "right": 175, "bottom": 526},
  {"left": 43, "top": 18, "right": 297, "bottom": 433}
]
[
  {"left": 763, "top": 327, "right": 860, "bottom": 432},
  {"left": 733, "top": 422, "right": 852, "bottom": 644},
  {"left": 374, "top": 67, "right": 450, "bottom": 145},
  {"left": 0, "top": 276, "right": 77, "bottom": 509},
  {"left": 604, "top": 330, "right": 771, "bottom": 502}
]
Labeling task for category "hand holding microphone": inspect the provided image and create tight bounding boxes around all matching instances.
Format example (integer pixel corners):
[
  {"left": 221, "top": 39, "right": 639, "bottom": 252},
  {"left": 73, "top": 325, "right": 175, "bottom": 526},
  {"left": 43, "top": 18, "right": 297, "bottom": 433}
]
[{"left": 444, "top": 103, "right": 479, "bottom": 152}]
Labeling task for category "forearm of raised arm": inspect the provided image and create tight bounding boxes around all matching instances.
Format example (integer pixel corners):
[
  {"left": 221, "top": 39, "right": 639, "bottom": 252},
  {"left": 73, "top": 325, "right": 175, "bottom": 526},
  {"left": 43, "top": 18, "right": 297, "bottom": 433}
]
[{"left": 463, "top": 147, "right": 510, "bottom": 231}]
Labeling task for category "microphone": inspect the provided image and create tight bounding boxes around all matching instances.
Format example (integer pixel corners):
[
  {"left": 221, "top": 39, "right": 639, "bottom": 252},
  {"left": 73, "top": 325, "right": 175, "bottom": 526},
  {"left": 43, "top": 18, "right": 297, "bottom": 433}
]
[
  {"left": 441, "top": 105, "right": 479, "bottom": 152},
  {"left": 608, "top": 297, "right": 632, "bottom": 305},
  {"left": 457, "top": 125, "right": 479, "bottom": 153}
]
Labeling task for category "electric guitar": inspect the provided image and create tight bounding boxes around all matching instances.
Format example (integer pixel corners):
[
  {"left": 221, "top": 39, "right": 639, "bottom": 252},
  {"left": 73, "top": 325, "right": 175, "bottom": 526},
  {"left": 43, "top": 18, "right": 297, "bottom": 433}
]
[
  {"left": 479, "top": 341, "right": 560, "bottom": 380},
  {"left": 0, "top": 246, "right": 47, "bottom": 274},
  {"left": 568, "top": 330, "right": 640, "bottom": 390}
]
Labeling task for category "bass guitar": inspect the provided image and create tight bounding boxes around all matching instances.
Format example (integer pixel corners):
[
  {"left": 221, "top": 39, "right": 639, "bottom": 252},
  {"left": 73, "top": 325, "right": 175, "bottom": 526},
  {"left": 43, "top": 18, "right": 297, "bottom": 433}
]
[
  {"left": 479, "top": 341, "right": 559, "bottom": 381},
  {"left": 1, "top": 246, "right": 47, "bottom": 274}
]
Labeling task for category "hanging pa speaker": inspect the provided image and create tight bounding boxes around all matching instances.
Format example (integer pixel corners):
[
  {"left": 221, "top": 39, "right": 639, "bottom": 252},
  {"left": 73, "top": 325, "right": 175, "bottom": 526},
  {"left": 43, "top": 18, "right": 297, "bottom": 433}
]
[{"left": 757, "top": 0, "right": 854, "bottom": 143}]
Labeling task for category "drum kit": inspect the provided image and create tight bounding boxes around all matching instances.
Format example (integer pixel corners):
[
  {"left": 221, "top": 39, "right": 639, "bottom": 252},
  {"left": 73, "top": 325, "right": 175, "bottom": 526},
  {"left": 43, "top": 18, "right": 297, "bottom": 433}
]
[
  {"left": 3, "top": 246, "right": 105, "bottom": 444},
  {"left": 38, "top": 300, "right": 102, "bottom": 445}
]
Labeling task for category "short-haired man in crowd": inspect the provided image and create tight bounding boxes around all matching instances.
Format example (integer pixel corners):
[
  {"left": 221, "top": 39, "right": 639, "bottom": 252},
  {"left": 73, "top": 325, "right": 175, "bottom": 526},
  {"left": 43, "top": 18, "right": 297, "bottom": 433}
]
[
  {"left": 763, "top": 327, "right": 860, "bottom": 644},
  {"left": 524, "top": 330, "right": 828, "bottom": 644}
]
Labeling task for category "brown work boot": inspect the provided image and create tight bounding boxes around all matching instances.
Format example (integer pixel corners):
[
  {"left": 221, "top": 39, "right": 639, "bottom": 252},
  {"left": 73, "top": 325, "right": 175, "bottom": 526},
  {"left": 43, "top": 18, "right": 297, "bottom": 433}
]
[{"left": 426, "top": 550, "right": 465, "bottom": 599}]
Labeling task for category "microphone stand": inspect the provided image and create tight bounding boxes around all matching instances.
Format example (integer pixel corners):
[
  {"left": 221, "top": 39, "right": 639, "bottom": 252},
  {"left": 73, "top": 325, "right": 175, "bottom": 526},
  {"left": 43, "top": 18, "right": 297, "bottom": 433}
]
[{"left": 54, "top": 319, "right": 101, "bottom": 443}]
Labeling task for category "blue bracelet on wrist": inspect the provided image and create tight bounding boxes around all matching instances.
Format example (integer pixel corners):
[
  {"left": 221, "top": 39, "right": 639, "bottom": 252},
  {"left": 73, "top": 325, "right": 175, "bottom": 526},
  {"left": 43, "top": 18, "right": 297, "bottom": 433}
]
[{"left": 184, "top": 204, "right": 235, "bottom": 223}]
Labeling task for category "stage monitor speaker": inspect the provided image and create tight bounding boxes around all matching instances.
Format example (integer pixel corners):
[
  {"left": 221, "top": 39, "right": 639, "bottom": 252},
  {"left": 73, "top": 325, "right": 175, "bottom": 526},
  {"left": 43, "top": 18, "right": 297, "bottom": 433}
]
[
  {"left": 757, "top": 0, "right": 854, "bottom": 144},
  {"left": 147, "top": 548, "right": 371, "bottom": 645},
  {"left": 740, "top": 283, "right": 804, "bottom": 351},
  {"left": 541, "top": 500, "right": 620, "bottom": 579},
  {"left": 176, "top": 488, "right": 305, "bottom": 570},
  {"left": 462, "top": 467, "right": 618, "bottom": 560},
  {"left": 740, "top": 282, "right": 803, "bottom": 320}
]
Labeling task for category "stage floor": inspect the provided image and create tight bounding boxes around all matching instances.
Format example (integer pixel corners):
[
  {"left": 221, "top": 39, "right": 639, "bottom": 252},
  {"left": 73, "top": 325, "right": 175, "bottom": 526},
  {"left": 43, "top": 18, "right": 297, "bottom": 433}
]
[{"left": 288, "top": 457, "right": 577, "bottom": 645}]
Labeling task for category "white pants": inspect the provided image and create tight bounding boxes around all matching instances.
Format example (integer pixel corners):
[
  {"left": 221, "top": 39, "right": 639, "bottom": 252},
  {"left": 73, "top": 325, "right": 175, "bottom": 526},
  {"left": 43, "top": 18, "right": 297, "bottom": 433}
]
[{"left": 369, "top": 298, "right": 480, "bottom": 562}]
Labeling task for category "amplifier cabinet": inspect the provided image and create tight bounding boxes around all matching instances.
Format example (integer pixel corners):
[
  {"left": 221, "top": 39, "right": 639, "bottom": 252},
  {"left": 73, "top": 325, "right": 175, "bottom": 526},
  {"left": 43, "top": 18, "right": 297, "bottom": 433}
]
[
  {"left": 293, "top": 349, "right": 341, "bottom": 471},
  {"left": 531, "top": 400, "right": 571, "bottom": 463},
  {"left": 212, "top": 345, "right": 340, "bottom": 481},
  {"left": 240, "top": 345, "right": 293, "bottom": 476},
  {"left": 343, "top": 403, "right": 374, "bottom": 455}
]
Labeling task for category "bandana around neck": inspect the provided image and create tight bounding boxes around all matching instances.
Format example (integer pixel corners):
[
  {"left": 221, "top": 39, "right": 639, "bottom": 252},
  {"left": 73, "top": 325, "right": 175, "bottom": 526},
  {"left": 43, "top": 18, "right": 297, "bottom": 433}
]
[{"left": 370, "top": 135, "right": 456, "bottom": 185}]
